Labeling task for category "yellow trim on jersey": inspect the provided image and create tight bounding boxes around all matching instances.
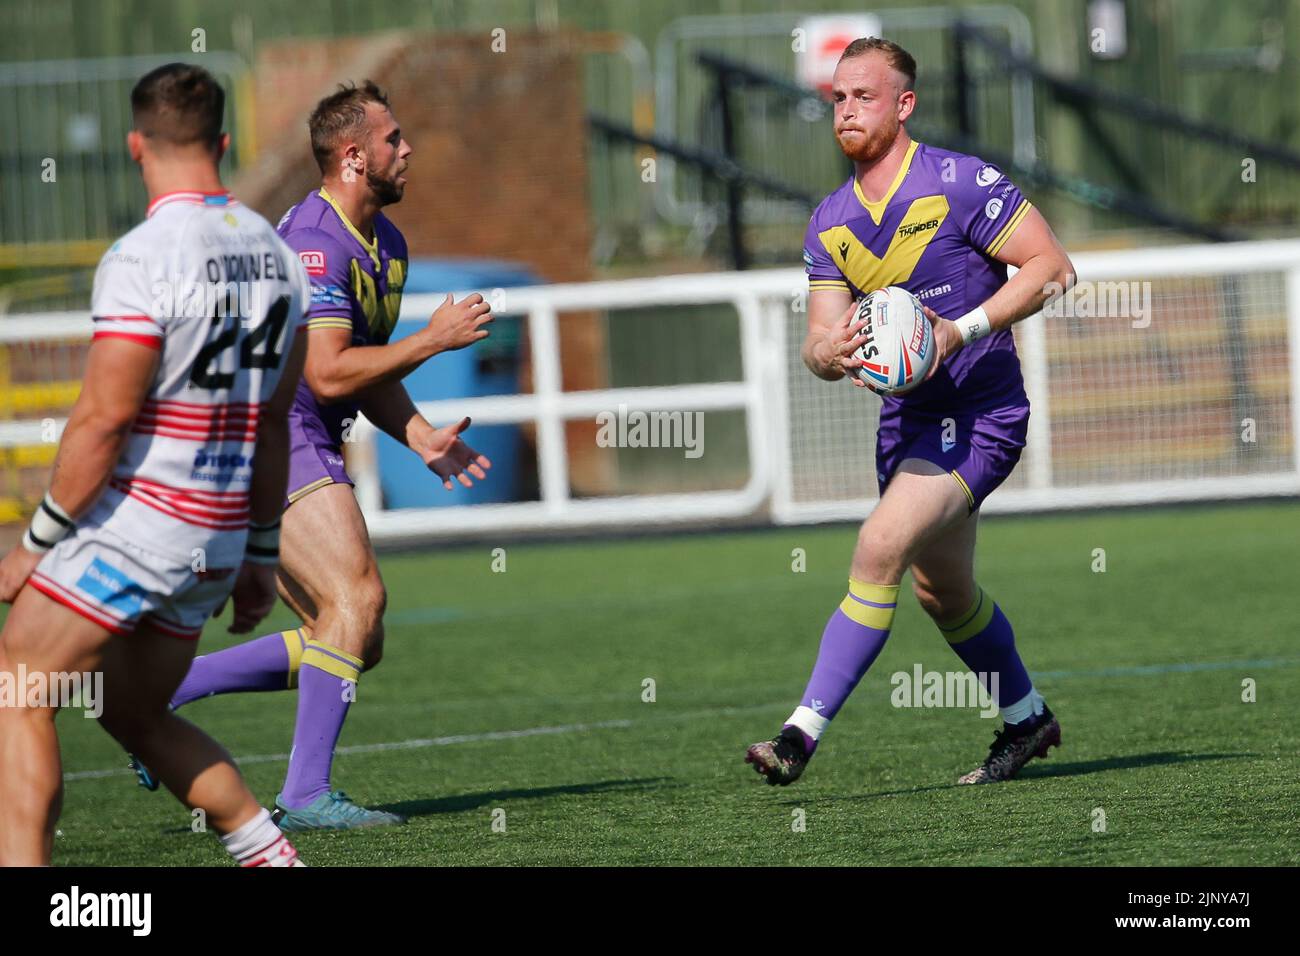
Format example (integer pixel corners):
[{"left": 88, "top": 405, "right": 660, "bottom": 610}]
[
  {"left": 852, "top": 139, "right": 919, "bottom": 225},
  {"left": 809, "top": 280, "right": 849, "bottom": 291},
  {"left": 318, "top": 187, "right": 381, "bottom": 271},
  {"left": 818, "top": 194, "right": 950, "bottom": 293},
  {"left": 287, "top": 476, "right": 336, "bottom": 504},
  {"left": 306, "top": 316, "right": 354, "bottom": 332},
  {"left": 986, "top": 199, "right": 1032, "bottom": 258},
  {"left": 950, "top": 469, "right": 976, "bottom": 510},
  {"left": 939, "top": 588, "right": 997, "bottom": 644}
]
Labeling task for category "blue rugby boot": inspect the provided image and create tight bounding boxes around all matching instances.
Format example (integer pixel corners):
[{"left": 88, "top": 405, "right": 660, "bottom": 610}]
[{"left": 272, "top": 790, "right": 406, "bottom": 831}]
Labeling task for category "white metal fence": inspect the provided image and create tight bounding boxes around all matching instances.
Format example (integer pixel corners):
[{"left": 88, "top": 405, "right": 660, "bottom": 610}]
[{"left": 2, "top": 238, "right": 1298, "bottom": 542}]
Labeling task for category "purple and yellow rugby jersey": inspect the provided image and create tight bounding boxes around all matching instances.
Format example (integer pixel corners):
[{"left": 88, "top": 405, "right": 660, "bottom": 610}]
[
  {"left": 803, "top": 140, "right": 1032, "bottom": 413},
  {"left": 276, "top": 188, "right": 408, "bottom": 502}
]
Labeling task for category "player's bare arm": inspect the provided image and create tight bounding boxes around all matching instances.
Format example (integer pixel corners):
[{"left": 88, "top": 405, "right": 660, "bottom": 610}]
[
  {"left": 924, "top": 208, "right": 1076, "bottom": 376},
  {"left": 357, "top": 378, "right": 490, "bottom": 490},
  {"left": 0, "top": 338, "right": 159, "bottom": 602},
  {"left": 224, "top": 334, "right": 308, "bottom": 634},
  {"left": 802, "top": 289, "right": 873, "bottom": 386},
  {"left": 304, "top": 291, "right": 491, "bottom": 402}
]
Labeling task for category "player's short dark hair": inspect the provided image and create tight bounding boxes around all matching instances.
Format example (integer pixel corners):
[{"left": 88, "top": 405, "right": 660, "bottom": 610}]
[
  {"left": 839, "top": 37, "right": 917, "bottom": 92},
  {"left": 309, "top": 80, "right": 392, "bottom": 174},
  {"left": 130, "top": 63, "right": 225, "bottom": 149}
]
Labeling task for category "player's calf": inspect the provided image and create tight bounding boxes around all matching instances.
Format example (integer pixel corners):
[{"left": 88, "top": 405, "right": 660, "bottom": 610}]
[{"left": 0, "top": 701, "right": 62, "bottom": 865}]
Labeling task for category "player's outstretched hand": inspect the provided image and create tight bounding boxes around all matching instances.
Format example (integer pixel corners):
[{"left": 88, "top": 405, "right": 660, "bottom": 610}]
[
  {"left": 421, "top": 416, "right": 492, "bottom": 490},
  {"left": 922, "top": 305, "right": 963, "bottom": 381},
  {"left": 223, "top": 561, "right": 279, "bottom": 634},
  {"left": 827, "top": 298, "right": 871, "bottom": 387},
  {"left": 0, "top": 546, "right": 41, "bottom": 604},
  {"left": 425, "top": 292, "right": 492, "bottom": 354}
]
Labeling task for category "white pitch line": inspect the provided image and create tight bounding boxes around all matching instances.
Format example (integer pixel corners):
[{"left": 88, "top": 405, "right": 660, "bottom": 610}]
[
  {"left": 63, "top": 718, "right": 635, "bottom": 783},
  {"left": 61, "top": 657, "right": 1300, "bottom": 784}
]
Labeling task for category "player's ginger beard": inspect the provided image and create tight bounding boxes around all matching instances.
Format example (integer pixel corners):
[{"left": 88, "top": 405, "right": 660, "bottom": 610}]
[{"left": 836, "top": 103, "right": 912, "bottom": 202}]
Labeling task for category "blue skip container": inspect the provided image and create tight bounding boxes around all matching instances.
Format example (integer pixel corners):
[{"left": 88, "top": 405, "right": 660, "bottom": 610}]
[{"left": 375, "top": 258, "right": 539, "bottom": 508}]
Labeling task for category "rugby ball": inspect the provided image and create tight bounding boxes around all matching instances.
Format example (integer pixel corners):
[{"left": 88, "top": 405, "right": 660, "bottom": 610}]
[{"left": 851, "top": 286, "right": 934, "bottom": 395}]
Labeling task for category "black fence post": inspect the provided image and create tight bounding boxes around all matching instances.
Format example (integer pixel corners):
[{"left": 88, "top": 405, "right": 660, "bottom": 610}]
[
  {"left": 952, "top": 19, "right": 976, "bottom": 142},
  {"left": 715, "top": 67, "right": 748, "bottom": 271}
]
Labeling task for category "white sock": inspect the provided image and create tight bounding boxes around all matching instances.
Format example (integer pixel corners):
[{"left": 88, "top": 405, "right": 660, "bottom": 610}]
[
  {"left": 786, "top": 705, "right": 830, "bottom": 742},
  {"left": 1000, "top": 687, "right": 1045, "bottom": 726},
  {"left": 220, "top": 808, "right": 304, "bottom": 867}
]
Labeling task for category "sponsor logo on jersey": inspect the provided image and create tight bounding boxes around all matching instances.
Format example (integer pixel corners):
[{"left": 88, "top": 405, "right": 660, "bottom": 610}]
[
  {"left": 916, "top": 283, "right": 953, "bottom": 301},
  {"left": 976, "top": 164, "right": 1000, "bottom": 187},
  {"left": 897, "top": 218, "right": 940, "bottom": 238},
  {"left": 310, "top": 283, "right": 349, "bottom": 308},
  {"left": 802, "top": 249, "right": 816, "bottom": 268},
  {"left": 299, "top": 250, "right": 327, "bottom": 276},
  {"left": 76, "top": 558, "right": 145, "bottom": 617},
  {"left": 838, "top": 241, "right": 851, "bottom": 261},
  {"left": 193, "top": 450, "right": 253, "bottom": 469},
  {"left": 191, "top": 449, "right": 255, "bottom": 483},
  {"left": 985, "top": 197, "right": 1004, "bottom": 220}
]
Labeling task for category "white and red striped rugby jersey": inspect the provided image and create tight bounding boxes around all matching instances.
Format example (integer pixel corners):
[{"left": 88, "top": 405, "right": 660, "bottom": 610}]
[{"left": 85, "top": 190, "right": 310, "bottom": 567}]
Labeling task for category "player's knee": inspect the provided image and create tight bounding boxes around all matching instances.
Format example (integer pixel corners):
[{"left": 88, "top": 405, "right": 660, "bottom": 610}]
[
  {"left": 329, "top": 575, "right": 386, "bottom": 635},
  {"left": 854, "top": 532, "right": 910, "bottom": 583},
  {"left": 357, "top": 577, "right": 387, "bottom": 635},
  {"left": 912, "top": 579, "right": 973, "bottom": 622}
]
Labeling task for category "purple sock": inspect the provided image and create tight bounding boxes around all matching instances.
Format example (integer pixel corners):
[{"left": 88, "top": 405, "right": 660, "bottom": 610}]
[
  {"left": 171, "top": 627, "right": 306, "bottom": 709},
  {"left": 941, "top": 592, "right": 1032, "bottom": 710},
  {"left": 785, "top": 582, "right": 899, "bottom": 753},
  {"left": 278, "top": 643, "right": 361, "bottom": 809}
]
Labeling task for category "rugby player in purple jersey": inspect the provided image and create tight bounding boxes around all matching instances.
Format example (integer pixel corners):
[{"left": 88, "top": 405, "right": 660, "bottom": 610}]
[
  {"left": 746, "top": 38, "right": 1075, "bottom": 786},
  {"left": 136, "top": 81, "right": 494, "bottom": 829}
]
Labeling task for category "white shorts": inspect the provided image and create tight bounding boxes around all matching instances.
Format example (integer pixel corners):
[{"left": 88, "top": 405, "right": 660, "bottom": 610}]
[{"left": 28, "top": 523, "right": 238, "bottom": 640}]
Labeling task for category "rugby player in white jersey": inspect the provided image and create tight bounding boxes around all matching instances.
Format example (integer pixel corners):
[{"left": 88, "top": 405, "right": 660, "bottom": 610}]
[{"left": 0, "top": 63, "right": 309, "bottom": 866}]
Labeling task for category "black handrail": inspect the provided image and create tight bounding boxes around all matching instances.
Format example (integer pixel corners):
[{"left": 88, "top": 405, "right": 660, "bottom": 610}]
[
  {"left": 957, "top": 22, "right": 1300, "bottom": 171},
  {"left": 693, "top": 50, "right": 1237, "bottom": 242}
]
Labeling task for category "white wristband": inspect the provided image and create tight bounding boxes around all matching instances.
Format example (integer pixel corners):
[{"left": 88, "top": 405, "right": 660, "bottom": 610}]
[
  {"left": 245, "top": 520, "right": 281, "bottom": 566},
  {"left": 957, "top": 306, "right": 993, "bottom": 345},
  {"left": 21, "top": 493, "right": 73, "bottom": 554}
]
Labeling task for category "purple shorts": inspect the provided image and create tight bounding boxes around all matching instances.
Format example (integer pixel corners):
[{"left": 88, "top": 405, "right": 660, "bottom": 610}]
[
  {"left": 285, "top": 426, "right": 352, "bottom": 508},
  {"left": 875, "top": 401, "right": 1029, "bottom": 511}
]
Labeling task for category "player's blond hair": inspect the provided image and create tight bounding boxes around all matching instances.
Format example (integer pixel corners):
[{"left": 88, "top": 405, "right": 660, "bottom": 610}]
[{"left": 839, "top": 37, "right": 917, "bottom": 92}]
